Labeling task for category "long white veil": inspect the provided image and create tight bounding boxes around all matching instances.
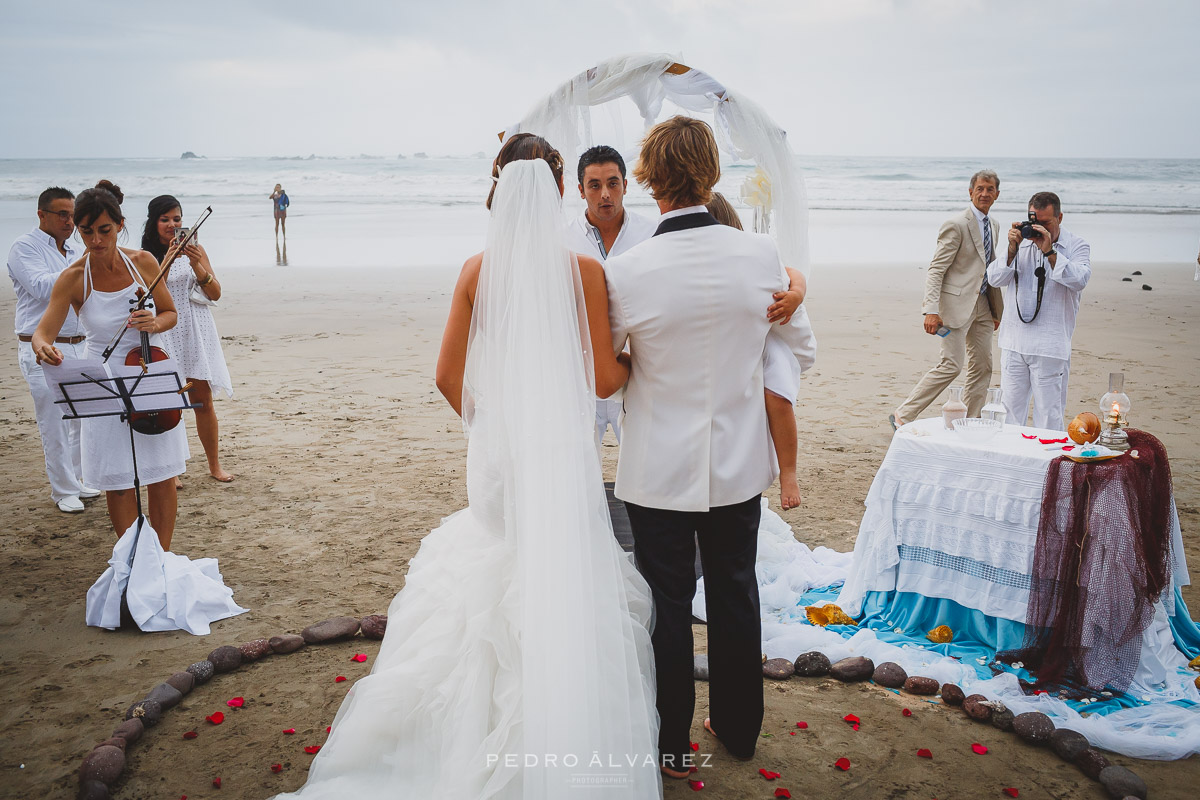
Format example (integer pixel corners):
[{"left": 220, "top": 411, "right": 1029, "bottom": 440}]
[{"left": 465, "top": 158, "right": 660, "bottom": 797}]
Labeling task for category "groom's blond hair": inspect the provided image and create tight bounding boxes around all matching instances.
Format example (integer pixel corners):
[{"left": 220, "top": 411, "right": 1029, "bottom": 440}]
[{"left": 633, "top": 116, "right": 720, "bottom": 208}]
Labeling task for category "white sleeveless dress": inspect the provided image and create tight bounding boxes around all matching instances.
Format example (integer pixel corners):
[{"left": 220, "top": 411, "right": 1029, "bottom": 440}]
[
  {"left": 78, "top": 252, "right": 189, "bottom": 490},
  {"left": 159, "top": 257, "right": 232, "bottom": 397}
]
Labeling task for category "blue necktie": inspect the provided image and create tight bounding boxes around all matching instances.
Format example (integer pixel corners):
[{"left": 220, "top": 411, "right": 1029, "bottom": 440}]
[{"left": 980, "top": 217, "right": 993, "bottom": 294}]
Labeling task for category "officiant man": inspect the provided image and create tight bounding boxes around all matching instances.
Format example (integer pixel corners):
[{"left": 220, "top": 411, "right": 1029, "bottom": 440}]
[
  {"left": 564, "top": 145, "right": 657, "bottom": 447},
  {"left": 604, "top": 117, "right": 817, "bottom": 777},
  {"left": 892, "top": 170, "right": 1004, "bottom": 427},
  {"left": 7, "top": 187, "right": 97, "bottom": 513}
]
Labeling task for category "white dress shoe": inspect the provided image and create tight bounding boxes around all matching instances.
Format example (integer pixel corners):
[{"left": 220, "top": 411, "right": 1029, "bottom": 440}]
[
  {"left": 56, "top": 496, "right": 85, "bottom": 513},
  {"left": 78, "top": 486, "right": 101, "bottom": 499}
]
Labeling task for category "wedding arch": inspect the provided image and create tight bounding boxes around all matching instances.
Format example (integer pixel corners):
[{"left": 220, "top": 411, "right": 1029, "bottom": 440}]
[{"left": 499, "top": 53, "right": 811, "bottom": 274}]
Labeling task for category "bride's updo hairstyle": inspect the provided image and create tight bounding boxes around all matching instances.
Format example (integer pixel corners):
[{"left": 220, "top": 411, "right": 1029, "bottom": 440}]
[
  {"left": 486, "top": 133, "right": 564, "bottom": 210},
  {"left": 74, "top": 179, "right": 126, "bottom": 227},
  {"left": 633, "top": 115, "right": 720, "bottom": 208}
]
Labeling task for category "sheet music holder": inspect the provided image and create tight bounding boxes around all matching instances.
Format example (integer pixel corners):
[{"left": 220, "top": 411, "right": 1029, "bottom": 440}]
[{"left": 44, "top": 357, "right": 200, "bottom": 628}]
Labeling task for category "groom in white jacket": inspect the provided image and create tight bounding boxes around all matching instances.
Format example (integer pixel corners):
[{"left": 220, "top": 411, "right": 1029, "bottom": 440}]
[{"left": 604, "top": 116, "right": 817, "bottom": 777}]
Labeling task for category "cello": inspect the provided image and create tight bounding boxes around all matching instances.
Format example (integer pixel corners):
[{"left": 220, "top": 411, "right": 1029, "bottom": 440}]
[{"left": 101, "top": 207, "right": 213, "bottom": 434}]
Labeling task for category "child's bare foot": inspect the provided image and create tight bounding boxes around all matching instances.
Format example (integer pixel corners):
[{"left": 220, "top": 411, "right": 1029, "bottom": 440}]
[
  {"left": 174, "top": 477, "right": 183, "bottom": 490},
  {"left": 780, "top": 476, "right": 801, "bottom": 510},
  {"left": 209, "top": 466, "right": 235, "bottom": 482}
]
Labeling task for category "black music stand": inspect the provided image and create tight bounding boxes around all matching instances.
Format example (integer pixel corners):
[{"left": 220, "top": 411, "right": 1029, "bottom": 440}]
[{"left": 48, "top": 359, "right": 199, "bottom": 627}]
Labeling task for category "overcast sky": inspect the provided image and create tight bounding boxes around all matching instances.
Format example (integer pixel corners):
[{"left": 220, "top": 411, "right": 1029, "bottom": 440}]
[{"left": 2, "top": 0, "right": 1196, "bottom": 160}]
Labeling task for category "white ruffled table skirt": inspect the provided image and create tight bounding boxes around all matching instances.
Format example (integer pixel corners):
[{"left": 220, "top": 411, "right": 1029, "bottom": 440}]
[{"left": 837, "top": 417, "right": 1191, "bottom": 691}]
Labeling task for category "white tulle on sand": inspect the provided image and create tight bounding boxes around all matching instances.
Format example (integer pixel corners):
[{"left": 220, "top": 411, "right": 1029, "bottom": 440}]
[
  {"left": 85, "top": 517, "right": 247, "bottom": 636},
  {"left": 695, "top": 503, "right": 1200, "bottom": 760},
  {"left": 274, "top": 160, "right": 660, "bottom": 798}
]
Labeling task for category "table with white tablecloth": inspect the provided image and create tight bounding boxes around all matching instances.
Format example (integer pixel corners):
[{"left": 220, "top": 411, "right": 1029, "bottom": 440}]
[{"left": 836, "top": 417, "right": 1193, "bottom": 694}]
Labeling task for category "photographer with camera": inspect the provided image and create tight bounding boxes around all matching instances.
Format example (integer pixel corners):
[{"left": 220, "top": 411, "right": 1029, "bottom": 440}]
[{"left": 986, "top": 191, "right": 1090, "bottom": 430}]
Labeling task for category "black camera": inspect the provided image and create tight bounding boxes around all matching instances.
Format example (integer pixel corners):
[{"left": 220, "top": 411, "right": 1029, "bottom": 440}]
[{"left": 1019, "top": 212, "right": 1041, "bottom": 240}]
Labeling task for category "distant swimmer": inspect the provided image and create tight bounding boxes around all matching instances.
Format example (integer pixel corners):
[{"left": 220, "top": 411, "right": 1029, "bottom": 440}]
[{"left": 270, "top": 184, "right": 289, "bottom": 239}]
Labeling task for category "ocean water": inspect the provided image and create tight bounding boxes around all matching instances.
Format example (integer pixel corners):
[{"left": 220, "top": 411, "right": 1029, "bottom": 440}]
[{"left": 1, "top": 156, "right": 1197, "bottom": 270}]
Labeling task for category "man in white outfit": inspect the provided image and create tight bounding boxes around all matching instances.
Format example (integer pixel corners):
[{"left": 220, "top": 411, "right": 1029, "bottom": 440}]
[
  {"left": 7, "top": 187, "right": 97, "bottom": 512},
  {"left": 604, "top": 117, "right": 817, "bottom": 777},
  {"left": 563, "top": 145, "right": 657, "bottom": 447},
  {"left": 986, "top": 191, "right": 1091, "bottom": 430}
]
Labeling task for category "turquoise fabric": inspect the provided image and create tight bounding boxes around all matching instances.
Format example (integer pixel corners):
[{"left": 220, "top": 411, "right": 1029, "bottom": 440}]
[{"left": 798, "top": 586, "right": 1200, "bottom": 715}]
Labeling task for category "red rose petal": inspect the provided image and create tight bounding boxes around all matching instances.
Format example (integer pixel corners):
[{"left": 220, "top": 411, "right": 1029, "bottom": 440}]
[
  {"left": 212, "top": 777, "right": 221, "bottom": 788},
  {"left": 271, "top": 763, "right": 283, "bottom": 773},
  {"left": 1021, "top": 434, "right": 1037, "bottom": 439},
  {"left": 789, "top": 731, "right": 796, "bottom": 736},
  {"left": 795, "top": 721, "right": 808, "bottom": 729},
  {"left": 282, "top": 728, "right": 296, "bottom": 735},
  {"left": 182, "top": 731, "right": 198, "bottom": 740},
  {"left": 917, "top": 748, "right": 933, "bottom": 758},
  {"left": 774, "top": 790, "right": 792, "bottom": 799},
  {"left": 688, "top": 779, "right": 704, "bottom": 791},
  {"left": 842, "top": 714, "right": 860, "bottom": 724},
  {"left": 206, "top": 712, "right": 224, "bottom": 725},
  {"left": 689, "top": 766, "right": 698, "bottom": 774},
  {"left": 758, "top": 769, "right": 781, "bottom": 780},
  {"left": 902, "top": 708, "right": 913, "bottom": 717},
  {"left": 326, "top": 726, "right": 332, "bottom": 733},
  {"left": 690, "top": 741, "right": 699, "bottom": 751},
  {"left": 1039, "top": 437, "right": 1068, "bottom": 444},
  {"left": 834, "top": 757, "right": 851, "bottom": 771},
  {"left": 971, "top": 743, "right": 988, "bottom": 755},
  {"left": 352, "top": 653, "right": 368, "bottom": 663},
  {"left": 334, "top": 675, "right": 347, "bottom": 683},
  {"left": 1004, "top": 790, "right": 1019, "bottom": 798},
  {"left": 226, "top": 697, "right": 245, "bottom": 708},
  {"left": 304, "top": 745, "right": 322, "bottom": 754}
]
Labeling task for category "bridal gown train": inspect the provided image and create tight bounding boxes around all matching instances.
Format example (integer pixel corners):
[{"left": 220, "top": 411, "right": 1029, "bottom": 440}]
[{"left": 274, "top": 159, "right": 661, "bottom": 799}]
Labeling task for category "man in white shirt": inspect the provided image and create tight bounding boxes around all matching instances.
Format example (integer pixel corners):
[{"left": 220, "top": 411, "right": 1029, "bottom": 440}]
[
  {"left": 986, "top": 192, "right": 1091, "bottom": 430},
  {"left": 564, "top": 145, "right": 658, "bottom": 447},
  {"left": 604, "top": 117, "right": 817, "bottom": 777},
  {"left": 7, "top": 187, "right": 96, "bottom": 512}
]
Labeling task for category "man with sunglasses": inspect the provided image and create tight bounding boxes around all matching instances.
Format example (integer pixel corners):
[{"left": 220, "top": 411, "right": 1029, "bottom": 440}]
[{"left": 7, "top": 187, "right": 97, "bottom": 512}]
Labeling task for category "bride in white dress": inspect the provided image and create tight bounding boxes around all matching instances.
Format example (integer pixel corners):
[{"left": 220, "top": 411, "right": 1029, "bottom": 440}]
[{"left": 274, "top": 138, "right": 661, "bottom": 799}]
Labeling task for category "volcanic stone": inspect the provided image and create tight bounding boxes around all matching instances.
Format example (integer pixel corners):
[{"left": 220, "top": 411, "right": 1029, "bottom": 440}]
[
  {"left": 301, "top": 616, "right": 361, "bottom": 644},
  {"left": 962, "top": 694, "right": 993, "bottom": 722},
  {"left": 990, "top": 706, "right": 1015, "bottom": 731},
  {"left": 694, "top": 654, "right": 709, "bottom": 681},
  {"left": 1013, "top": 711, "right": 1055, "bottom": 745},
  {"left": 360, "top": 614, "right": 388, "bottom": 640},
  {"left": 829, "top": 656, "right": 875, "bottom": 682},
  {"left": 270, "top": 633, "right": 306, "bottom": 654},
  {"left": 239, "top": 638, "right": 272, "bottom": 661},
  {"left": 903, "top": 676, "right": 939, "bottom": 695},
  {"left": 1051, "top": 728, "right": 1090, "bottom": 762},
  {"left": 77, "top": 780, "right": 109, "bottom": 800},
  {"left": 1142, "top": 284, "right": 1152, "bottom": 291},
  {"left": 208, "top": 645, "right": 243, "bottom": 673},
  {"left": 1098, "top": 765, "right": 1147, "bottom": 799},
  {"left": 144, "top": 682, "right": 183, "bottom": 710},
  {"left": 1074, "top": 747, "right": 1112, "bottom": 781},
  {"left": 165, "top": 671, "right": 195, "bottom": 695},
  {"left": 124, "top": 699, "right": 162, "bottom": 728},
  {"left": 763, "top": 658, "right": 795, "bottom": 680},
  {"left": 872, "top": 662, "right": 907, "bottom": 688},
  {"left": 79, "top": 745, "right": 125, "bottom": 785},
  {"left": 185, "top": 660, "right": 215, "bottom": 684},
  {"left": 111, "top": 718, "right": 143, "bottom": 745},
  {"left": 93, "top": 738, "right": 125, "bottom": 752},
  {"left": 940, "top": 683, "right": 965, "bottom": 706},
  {"left": 792, "top": 651, "right": 831, "bottom": 677}
]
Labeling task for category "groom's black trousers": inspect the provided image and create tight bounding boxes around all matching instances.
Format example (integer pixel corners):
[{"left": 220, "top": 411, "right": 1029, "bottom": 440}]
[{"left": 625, "top": 495, "right": 763, "bottom": 765}]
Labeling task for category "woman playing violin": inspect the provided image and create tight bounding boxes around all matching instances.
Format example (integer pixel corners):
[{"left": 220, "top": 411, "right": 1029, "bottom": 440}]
[{"left": 32, "top": 180, "right": 190, "bottom": 550}]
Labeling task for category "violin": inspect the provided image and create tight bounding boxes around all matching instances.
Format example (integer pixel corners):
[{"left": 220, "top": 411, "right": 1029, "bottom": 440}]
[{"left": 124, "top": 289, "right": 182, "bottom": 435}]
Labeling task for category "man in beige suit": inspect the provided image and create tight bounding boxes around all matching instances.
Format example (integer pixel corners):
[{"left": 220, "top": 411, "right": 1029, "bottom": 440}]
[{"left": 892, "top": 170, "right": 1004, "bottom": 426}]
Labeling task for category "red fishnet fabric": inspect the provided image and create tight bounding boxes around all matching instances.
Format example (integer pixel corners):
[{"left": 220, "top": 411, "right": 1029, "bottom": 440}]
[{"left": 1005, "top": 430, "right": 1173, "bottom": 694}]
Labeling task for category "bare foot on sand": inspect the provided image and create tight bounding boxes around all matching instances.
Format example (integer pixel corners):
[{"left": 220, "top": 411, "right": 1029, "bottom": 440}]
[
  {"left": 780, "top": 475, "right": 801, "bottom": 510},
  {"left": 209, "top": 468, "right": 235, "bottom": 482}
]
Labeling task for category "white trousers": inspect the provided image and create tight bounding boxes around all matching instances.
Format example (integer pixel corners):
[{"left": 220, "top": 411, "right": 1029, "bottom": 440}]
[
  {"left": 17, "top": 339, "right": 87, "bottom": 501},
  {"left": 594, "top": 396, "right": 623, "bottom": 448},
  {"left": 1001, "top": 349, "right": 1070, "bottom": 431}
]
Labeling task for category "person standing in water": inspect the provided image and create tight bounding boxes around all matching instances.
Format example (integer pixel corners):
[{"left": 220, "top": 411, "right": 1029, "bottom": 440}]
[{"left": 270, "top": 184, "right": 289, "bottom": 239}]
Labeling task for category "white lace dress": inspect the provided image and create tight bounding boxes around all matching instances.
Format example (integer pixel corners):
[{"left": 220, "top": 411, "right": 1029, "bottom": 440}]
[{"left": 159, "top": 257, "right": 232, "bottom": 396}]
